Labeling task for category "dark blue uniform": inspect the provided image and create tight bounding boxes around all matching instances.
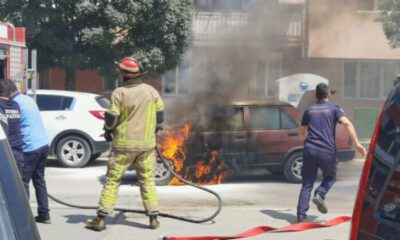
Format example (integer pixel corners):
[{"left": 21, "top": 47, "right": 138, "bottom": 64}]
[
  {"left": 297, "top": 100, "right": 345, "bottom": 220},
  {"left": 0, "top": 98, "right": 24, "bottom": 164}
]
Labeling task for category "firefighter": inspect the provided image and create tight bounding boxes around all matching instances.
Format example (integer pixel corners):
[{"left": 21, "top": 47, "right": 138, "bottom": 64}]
[
  {"left": 296, "top": 83, "right": 366, "bottom": 223},
  {"left": 85, "top": 56, "right": 164, "bottom": 231}
]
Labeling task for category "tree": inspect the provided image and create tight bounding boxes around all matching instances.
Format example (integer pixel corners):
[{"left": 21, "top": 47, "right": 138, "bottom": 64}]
[
  {"left": 378, "top": 0, "right": 400, "bottom": 48},
  {"left": 0, "top": 0, "right": 193, "bottom": 90}
]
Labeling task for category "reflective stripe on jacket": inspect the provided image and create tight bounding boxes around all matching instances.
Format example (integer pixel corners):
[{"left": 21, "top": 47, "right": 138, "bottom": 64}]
[{"left": 109, "top": 79, "right": 164, "bottom": 150}]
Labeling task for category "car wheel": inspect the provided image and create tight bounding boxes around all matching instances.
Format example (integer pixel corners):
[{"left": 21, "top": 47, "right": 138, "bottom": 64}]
[
  {"left": 284, "top": 152, "right": 303, "bottom": 183},
  {"left": 56, "top": 136, "right": 91, "bottom": 168},
  {"left": 153, "top": 154, "right": 174, "bottom": 186},
  {"left": 89, "top": 153, "right": 102, "bottom": 162}
]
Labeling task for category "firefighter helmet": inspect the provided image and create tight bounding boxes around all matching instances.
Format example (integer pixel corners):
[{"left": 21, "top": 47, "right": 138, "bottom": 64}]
[{"left": 116, "top": 57, "right": 145, "bottom": 79}]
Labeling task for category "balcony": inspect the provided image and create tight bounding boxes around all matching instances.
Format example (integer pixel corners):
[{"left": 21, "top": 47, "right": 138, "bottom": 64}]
[{"left": 192, "top": 12, "right": 303, "bottom": 45}]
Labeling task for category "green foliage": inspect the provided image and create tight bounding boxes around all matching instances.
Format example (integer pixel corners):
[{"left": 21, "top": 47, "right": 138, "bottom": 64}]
[
  {"left": 378, "top": 0, "right": 400, "bottom": 48},
  {"left": 0, "top": 0, "right": 193, "bottom": 89}
]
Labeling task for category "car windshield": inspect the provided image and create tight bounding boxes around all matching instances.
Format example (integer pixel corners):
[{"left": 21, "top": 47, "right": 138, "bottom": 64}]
[
  {"left": 0, "top": 185, "right": 17, "bottom": 240},
  {"left": 96, "top": 96, "right": 110, "bottom": 109}
]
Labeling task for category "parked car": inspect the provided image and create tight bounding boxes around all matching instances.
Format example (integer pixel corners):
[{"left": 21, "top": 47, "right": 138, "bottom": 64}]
[
  {"left": 350, "top": 76, "right": 400, "bottom": 239},
  {"left": 29, "top": 89, "right": 111, "bottom": 168},
  {"left": 154, "top": 99, "right": 355, "bottom": 185},
  {"left": 0, "top": 127, "right": 41, "bottom": 240}
]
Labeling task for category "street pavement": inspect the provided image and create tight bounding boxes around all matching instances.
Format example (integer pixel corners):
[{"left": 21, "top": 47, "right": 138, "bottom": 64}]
[{"left": 33, "top": 157, "right": 365, "bottom": 240}]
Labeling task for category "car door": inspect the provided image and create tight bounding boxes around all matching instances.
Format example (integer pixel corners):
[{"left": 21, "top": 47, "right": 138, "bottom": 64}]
[
  {"left": 247, "top": 105, "right": 301, "bottom": 165},
  {"left": 351, "top": 86, "right": 400, "bottom": 239},
  {"left": 199, "top": 106, "right": 248, "bottom": 170},
  {"left": 0, "top": 128, "right": 40, "bottom": 240},
  {"left": 36, "top": 94, "right": 74, "bottom": 143}
]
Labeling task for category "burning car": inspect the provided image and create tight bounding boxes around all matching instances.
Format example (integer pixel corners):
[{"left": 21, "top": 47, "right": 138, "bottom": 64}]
[{"left": 154, "top": 100, "right": 355, "bottom": 185}]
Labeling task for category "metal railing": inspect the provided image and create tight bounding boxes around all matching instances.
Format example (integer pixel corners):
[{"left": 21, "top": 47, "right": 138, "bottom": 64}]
[{"left": 192, "top": 12, "right": 303, "bottom": 42}]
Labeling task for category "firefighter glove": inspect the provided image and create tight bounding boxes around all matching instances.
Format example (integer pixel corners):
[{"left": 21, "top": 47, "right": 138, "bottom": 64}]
[{"left": 104, "top": 128, "right": 113, "bottom": 142}]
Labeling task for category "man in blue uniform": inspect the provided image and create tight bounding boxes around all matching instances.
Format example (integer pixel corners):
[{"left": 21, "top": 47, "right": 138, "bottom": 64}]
[
  {"left": 297, "top": 83, "right": 366, "bottom": 222},
  {"left": 10, "top": 82, "right": 51, "bottom": 224},
  {"left": 0, "top": 79, "right": 24, "bottom": 167}
]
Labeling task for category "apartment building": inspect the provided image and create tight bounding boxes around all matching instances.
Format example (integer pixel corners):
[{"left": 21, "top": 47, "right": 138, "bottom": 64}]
[{"left": 163, "top": 0, "right": 400, "bottom": 138}]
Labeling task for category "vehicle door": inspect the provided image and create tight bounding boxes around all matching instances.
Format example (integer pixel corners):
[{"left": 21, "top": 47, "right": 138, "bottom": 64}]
[
  {"left": 354, "top": 89, "right": 400, "bottom": 239},
  {"left": 247, "top": 105, "right": 301, "bottom": 165},
  {"left": 35, "top": 94, "right": 74, "bottom": 143},
  {"left": 200, "top": 106, "right": 248, "bottom": 170},
  {"left": 0, "top": 128, "right": 40, "bottom": 240}
]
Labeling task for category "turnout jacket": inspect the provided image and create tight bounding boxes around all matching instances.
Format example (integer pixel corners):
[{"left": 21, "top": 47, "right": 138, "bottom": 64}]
[{"left": 107, "top": 79, "right": 164, "bottom": 151}]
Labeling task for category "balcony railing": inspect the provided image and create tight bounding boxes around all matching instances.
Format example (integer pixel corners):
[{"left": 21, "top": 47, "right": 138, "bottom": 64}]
[{"left": 192, "top": 12, "right": 302, "bottom": 43}]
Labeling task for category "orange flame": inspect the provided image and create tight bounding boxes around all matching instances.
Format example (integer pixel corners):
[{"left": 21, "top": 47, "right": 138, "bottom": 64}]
[{"left": 158, "top": 124, "right": 228, "bottom": 185}]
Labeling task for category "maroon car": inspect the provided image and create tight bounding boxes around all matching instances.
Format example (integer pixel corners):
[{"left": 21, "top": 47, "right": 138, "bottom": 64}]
[{"left": 154, "top": 100, "right": 355, "bottom": 185}]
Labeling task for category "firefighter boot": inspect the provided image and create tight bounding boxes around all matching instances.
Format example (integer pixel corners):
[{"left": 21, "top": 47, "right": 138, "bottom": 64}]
[
  {"left": 85, "top": 215, "right": 106, "bottom": 231},
  {"left": 149, "top": 215, "right": 160, "bottom": 229}
]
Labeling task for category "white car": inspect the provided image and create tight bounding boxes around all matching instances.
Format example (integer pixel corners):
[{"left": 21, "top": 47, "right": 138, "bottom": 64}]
[{"left": 29, "top": 89, "right": 111, "bottom": 167}]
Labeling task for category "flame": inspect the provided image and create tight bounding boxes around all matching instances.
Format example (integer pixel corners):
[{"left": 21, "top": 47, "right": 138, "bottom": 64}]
[{"left": 158, "top": 123, "right": 228, "bottom": 185}]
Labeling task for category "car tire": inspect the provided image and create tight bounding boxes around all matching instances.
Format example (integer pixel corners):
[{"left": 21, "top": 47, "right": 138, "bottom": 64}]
[
  {"left": 153, "top": 154, "right": 174, "bottom": 186},
  {"left": 89, "top": 153, "right": 102, "bottom": 162},
  {"left": 56, "top": 136, "right": 91, "bottom": 168},
  {"left": 284, "top": 152, "right": 303, "bottom": 183}
]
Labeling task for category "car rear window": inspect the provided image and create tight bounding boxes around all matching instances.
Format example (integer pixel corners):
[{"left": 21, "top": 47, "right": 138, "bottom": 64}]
[
  {"left": 36, "top": 95, "right": 73, "bottom": 111},
  {"left": 95, "top": 96, "right": 110, "bottom": 109}
]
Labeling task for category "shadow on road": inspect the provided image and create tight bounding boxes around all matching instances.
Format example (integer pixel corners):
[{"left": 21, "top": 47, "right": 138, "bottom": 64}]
[
  {"left": 260, "top": 209, "right": 319, "bottom": 224},
  {"left": 63, "top": 212, "right": 149, "bottom": 229},
  {"left": 46, "top": 158, "right": 109, "bottom": 168}
]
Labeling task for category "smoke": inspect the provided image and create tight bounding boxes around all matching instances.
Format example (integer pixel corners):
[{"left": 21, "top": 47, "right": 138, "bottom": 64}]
[{"left": 166, "top": 0, "right": 296, "bottom": 128}]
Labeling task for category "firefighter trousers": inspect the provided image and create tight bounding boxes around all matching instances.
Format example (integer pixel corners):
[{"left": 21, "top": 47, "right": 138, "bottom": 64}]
[{"left": 97, "top": 149, "right": 159, "bottom": 216}]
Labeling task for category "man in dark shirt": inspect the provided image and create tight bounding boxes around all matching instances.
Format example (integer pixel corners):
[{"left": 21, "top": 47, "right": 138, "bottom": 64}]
[
  {"left": 0, "top": 79, "right": 24, "bottom": 167},
  {"left": 296, "top": 83, "right": 366, "bottom": 223}
]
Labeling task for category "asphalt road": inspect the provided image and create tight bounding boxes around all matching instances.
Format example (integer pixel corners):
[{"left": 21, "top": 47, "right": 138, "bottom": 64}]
[{"left": 33, "top": 157, "right": 365, "bottom": 240}]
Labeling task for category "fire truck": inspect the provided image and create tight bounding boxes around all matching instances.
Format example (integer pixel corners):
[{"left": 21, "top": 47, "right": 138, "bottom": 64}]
[{"left": 0, "top": 22, "right": 27, "bottom": 89}]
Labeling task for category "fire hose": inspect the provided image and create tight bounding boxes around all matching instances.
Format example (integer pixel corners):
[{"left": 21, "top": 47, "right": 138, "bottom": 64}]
[
  {"left": 159, "top": 216, "right": 351, "bottom": 240},
  {"left": 47, "top": 146, "right": 222, "bottom": 224}
]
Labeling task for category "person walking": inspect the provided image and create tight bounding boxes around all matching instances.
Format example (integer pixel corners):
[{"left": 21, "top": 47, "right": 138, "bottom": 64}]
[
  {"left": 296, "top": 82, "right": 366, "bottom": 223},
  {"left": 10, "top": 82, "right": 51, "bottom": 224},
  {"left": 85, "top": 56, "right": 164, "bottom": 231}
]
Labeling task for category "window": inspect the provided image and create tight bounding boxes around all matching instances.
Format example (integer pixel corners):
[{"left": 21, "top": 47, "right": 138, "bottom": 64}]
[
  {"left": 360, "top": 62, "right": 380, "bottom": 98},
  {"left": 357, "top": 0, "right": 383, "bottom": 11},
  {"left": 343, "top": 61, "right": 399, "bottom": 99},
  {"left": 252, "top": 60, "right": 281, "bottom": 97},
  {"left": 249, "top": 107, "right": 280, "bottom": 130},
  {"left": 208, "top": 106, "right": 244, "bottom": 131},
  {"left": 281, "top": 110, "right": 297, "bottom": 129},
  {"left": 377, "top": 169, "right": 400, "bottom": 222},
  {"left": 163, "top": 57, "right": 191, "bottom": 96},
  {"left": 194, "top": 0, "right": 249, "bottom": 12},
  {"left": 36, "top": 95, "right": 73, "bottom": 111},
  {"left": 0, "top": 185, "right": 16, "bottom": 240},
  {"left": 249, "top": 107, "right": 297, "bottom": 130},
  {"left": 95, "top": 96, "right": 110, "bottom": 109},
  {"left": 343, "top": 62, "right": 357, "bottom": 97}
]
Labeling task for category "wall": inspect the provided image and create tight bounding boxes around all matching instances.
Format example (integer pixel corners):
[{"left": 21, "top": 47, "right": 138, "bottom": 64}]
[
  {"left": 40, "top": 68, "right": 162, "bottom": 95},
  {"left": 307, "top": 0, "right": 400, "bottom": 59},
  {"left": 282, "top": 47, "right": 385, "bottom": 122}
]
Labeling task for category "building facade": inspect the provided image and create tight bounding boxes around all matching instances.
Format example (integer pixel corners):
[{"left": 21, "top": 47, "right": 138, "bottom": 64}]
[{"left": 162, "top": 0, "right": 400, "bottom": 139}]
